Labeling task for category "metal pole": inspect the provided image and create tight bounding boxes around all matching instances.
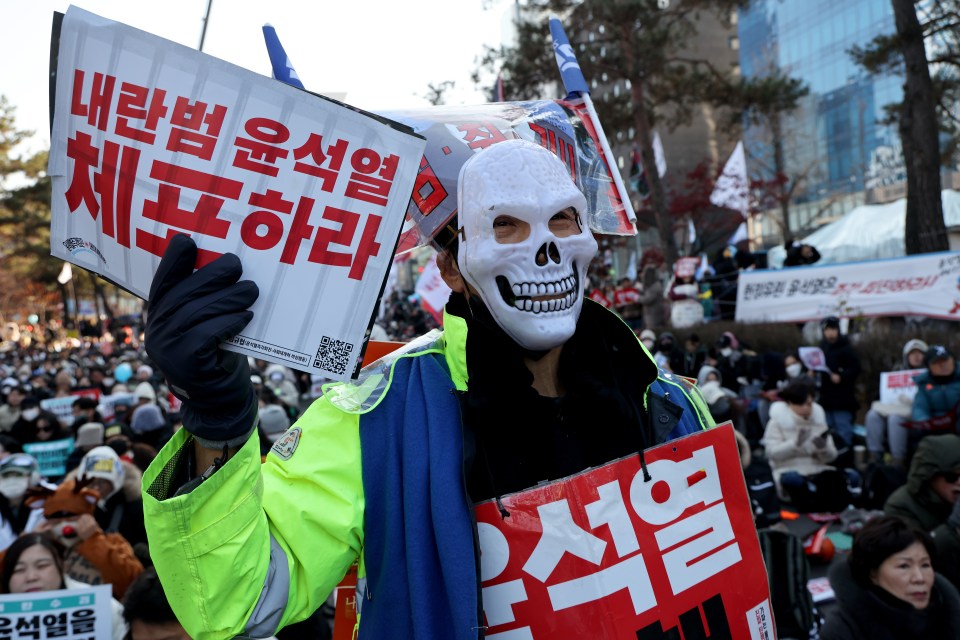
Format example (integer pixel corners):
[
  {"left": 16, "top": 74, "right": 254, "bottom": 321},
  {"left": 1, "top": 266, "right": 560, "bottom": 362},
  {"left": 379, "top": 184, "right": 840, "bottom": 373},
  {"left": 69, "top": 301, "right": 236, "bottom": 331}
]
[{"left": 198, "top": 0, "right": 213, "bottom": 51}]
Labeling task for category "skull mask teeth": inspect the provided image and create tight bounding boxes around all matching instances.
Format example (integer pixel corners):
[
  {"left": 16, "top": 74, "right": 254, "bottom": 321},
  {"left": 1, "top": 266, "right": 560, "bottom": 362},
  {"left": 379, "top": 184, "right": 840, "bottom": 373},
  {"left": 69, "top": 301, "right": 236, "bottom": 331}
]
[
  {"left": 456, "top": 139, "right": 598, "bottom": 351},
  {"left": 494, "top": 263, "right": 580, "bottom": 314}
]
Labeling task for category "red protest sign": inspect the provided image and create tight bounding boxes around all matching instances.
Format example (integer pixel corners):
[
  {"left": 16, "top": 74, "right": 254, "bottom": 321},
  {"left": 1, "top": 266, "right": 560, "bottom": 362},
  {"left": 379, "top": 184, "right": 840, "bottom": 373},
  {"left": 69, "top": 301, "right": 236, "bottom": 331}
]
[{"left": 476, "top": 424, "right": 774, "bottom": 639}]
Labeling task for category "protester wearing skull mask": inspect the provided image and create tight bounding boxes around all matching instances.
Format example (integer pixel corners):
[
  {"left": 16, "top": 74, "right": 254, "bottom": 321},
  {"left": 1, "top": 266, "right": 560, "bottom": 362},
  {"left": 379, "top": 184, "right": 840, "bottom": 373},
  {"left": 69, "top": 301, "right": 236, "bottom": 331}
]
[{"left": 140, "top": 139, "right": 714, "bottom": 639}]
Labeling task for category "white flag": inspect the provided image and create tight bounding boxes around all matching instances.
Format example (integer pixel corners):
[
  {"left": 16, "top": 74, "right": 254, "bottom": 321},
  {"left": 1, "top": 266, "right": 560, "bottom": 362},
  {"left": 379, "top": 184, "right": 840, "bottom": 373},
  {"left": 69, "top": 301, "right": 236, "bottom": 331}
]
[
  {"left": 710, "top": 141, "right": 749, "bottom": 218},
  {"left": 57, "top": 262, "right": 73, "bottom": 285}
]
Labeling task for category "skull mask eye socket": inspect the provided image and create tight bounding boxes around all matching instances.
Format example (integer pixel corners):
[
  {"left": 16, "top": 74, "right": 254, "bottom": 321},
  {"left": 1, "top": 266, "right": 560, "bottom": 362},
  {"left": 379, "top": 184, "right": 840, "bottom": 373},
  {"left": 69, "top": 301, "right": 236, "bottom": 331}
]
[{"left": 456, "top": 140, "right": 598, "bottom": 351}]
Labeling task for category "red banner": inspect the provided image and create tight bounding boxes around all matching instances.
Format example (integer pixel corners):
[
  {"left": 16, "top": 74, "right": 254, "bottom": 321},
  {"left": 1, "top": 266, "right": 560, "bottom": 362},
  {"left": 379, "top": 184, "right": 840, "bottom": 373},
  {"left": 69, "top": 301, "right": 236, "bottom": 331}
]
[{"left": 475, "top": 424, "right": 774, "bottom": 639}]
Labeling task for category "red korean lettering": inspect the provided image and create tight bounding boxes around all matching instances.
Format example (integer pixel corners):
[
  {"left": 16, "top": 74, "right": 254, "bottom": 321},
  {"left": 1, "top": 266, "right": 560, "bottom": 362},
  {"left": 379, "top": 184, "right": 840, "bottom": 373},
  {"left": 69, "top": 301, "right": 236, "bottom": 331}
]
[
  {"left": 412, "top": 156, "right": 447, "bottom": 217},
  {"left": 344, "top": 148, "right": 399, "bottom": 207},
  {"left": 456, "top": 121, "right": 508, "bottom": 150},
  {"left": 280, "top": 197, "right": 317, "bottom": 265},
  {"left": 114, "top": 82, "right": 168, "bottom": 144},
  {"left": 138, "top": 161, "right": 242, "bottom": 260},
  {"left": 70, "top": 69, "right": 116, "bottom": 131},
  {"left": 137, "top": 227, "right": 223, "bottom": 268},
  {"left": 307, "top": 207, "right": 382, "bottom": 280},
  {"left": 528, "top": 122, "right": 578, "bottom": 181},
  {"left": 240, "top": 189, "right": 294, "bottom": 251},
  {"left": 293, "top": 134, "right": 348, "bottom": 192},
  {"left": 233, "top": 117, "right": 290, "bottom": 176},
  {"left": 167, "top": 97, "right": 228, "bottom": 161},
  {"left": 65, "top": 133, "right": 141, "bottom": 247}
]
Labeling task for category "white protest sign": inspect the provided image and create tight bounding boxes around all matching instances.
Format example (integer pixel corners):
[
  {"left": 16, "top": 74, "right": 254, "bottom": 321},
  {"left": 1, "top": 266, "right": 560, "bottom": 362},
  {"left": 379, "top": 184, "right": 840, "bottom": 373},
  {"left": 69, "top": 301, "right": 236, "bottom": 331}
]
[
  {"left": 798, "top": 347, "right": 832, "bottom": 373},
  {"left": 735, "top": 251, "right": 960, "bottom": 323},
  {"left": 879, "top": 369, "right": 925, "bottom": 405},
  {"left": 23, "top": 438, "right": 75, "bottom": 479},
  {"left": 48, "top": 7, "right": 426, "bottom": 381},
  {"left": 40, "top": 390, "right": 100, "bottom": 427},
  {"left": 0, "top": 584, "right": 112, "bottom": 640}
]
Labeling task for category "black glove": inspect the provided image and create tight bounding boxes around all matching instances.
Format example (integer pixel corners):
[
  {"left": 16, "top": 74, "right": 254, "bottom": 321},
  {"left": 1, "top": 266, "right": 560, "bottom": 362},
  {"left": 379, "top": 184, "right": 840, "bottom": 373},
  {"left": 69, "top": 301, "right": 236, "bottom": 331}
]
[{"left": 146, "top": 234, "right": 260, "bottom": 444}]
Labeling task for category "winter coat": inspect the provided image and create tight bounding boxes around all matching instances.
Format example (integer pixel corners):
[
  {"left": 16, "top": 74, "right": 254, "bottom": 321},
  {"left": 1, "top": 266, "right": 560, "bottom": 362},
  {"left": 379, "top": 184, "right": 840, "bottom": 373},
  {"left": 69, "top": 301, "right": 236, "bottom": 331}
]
[
  {"left": 762, "top": 400, "right": 837, "bottom": 493},
  {"left": 912, "top": 368, "right": 960, "bottom": 424},
  {"left": 885, "top": 434, "right": 960, "bottom": 532},
  {"left": 821, "top": 559, "right": 960, "bottom": 639},
  {"left": 818, "top": 334, "right": 862, "bottom": 413}
]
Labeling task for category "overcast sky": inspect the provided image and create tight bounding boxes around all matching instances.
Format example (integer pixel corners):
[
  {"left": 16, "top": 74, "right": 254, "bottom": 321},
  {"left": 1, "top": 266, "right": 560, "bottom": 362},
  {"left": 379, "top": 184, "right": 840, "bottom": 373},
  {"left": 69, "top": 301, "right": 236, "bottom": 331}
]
[{"left": 2, "top": 0, "right": 512, "bottom": 156}]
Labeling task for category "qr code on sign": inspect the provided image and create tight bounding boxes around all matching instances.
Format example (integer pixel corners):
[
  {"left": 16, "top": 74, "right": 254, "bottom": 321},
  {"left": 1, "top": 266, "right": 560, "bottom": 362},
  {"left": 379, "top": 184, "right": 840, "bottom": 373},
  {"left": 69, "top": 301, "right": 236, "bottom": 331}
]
[{"left": 314, "top": 336, "right": 354, "bottom": 375}]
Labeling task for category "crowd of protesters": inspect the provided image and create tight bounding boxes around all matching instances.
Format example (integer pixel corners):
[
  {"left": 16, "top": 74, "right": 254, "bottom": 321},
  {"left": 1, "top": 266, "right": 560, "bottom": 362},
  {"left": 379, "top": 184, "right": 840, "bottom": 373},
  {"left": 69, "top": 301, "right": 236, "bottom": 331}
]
[
  {"left": 0, "top": 318, "right": 332, "bottom": 638},
  {"left": 2, "top": 234, "right": 959, "bottom": 637}
]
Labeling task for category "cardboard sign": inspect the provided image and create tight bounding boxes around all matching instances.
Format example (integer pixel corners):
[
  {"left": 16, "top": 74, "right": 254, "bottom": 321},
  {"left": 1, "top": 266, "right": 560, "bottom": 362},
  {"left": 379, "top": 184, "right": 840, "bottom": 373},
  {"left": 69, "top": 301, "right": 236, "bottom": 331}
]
[
  {"left": 475, "top": 424, "right": 774, "bottom": 639},
  {"left": 878, "top": 369, "right": 924, "bottom": 405},
  {"left": 23, "top": 438, "right": 75, "bottom": 480},
  {"left": 0, "top": 584, "right": 112, "bottom": 640},
  {"left": 48, "top": 7, "right": 426, "bottom": 381},
  {"left": 736, "top": 251, "right": 960, "bottom": 323}
]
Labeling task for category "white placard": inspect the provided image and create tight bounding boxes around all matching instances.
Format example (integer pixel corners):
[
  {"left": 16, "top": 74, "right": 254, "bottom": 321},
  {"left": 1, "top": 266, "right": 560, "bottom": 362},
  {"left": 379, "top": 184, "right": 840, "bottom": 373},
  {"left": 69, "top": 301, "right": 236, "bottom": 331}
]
[
  {"left": 0, "top": 584, "right": 112, "bottom": 640},
  {"left": 48, "top": 7, "right": 426, "bottom": 380},
  {"left": 878, "top": 369, "right": 925, "bottom": 405}
]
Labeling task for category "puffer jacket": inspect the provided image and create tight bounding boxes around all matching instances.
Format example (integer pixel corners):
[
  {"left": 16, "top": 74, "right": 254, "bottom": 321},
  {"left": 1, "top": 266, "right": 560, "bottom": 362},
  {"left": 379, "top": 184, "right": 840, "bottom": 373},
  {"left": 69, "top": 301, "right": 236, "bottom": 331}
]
[
  {"left": 912, "top": 368, "right": 960, "bottom": 423},
  {"left": 762, "top": 400, "right": 837, "bottom": 492}
]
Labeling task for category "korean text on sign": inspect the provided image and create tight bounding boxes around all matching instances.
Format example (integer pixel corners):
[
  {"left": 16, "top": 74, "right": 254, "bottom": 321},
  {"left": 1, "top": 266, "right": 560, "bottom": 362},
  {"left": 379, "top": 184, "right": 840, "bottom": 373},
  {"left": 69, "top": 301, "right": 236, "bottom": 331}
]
[
  {"left": 49, "top": 7, "right": 426, "bottom": 381},
  {"left": 475, "top": 424, "right": 774, "bottom": 640}
]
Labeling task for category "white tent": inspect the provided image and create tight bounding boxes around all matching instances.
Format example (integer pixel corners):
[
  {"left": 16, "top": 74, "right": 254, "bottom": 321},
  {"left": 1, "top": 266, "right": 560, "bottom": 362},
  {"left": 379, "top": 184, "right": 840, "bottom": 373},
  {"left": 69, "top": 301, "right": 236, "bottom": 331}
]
[{"left": 767, "top": 190, "right": 960, "bottom": 267}]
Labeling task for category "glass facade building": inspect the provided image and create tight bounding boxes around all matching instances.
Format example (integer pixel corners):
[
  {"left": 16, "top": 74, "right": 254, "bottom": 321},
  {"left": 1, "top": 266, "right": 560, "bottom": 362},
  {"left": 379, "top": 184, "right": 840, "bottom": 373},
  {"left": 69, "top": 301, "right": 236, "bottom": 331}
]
[{"left": 738, "top": 0, "right": 904, "bottom": 243}]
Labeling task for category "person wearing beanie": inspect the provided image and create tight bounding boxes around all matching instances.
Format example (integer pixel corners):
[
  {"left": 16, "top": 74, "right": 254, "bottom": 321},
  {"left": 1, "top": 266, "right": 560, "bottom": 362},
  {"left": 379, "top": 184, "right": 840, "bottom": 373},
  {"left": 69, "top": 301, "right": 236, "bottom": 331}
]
[
  {"left": 865, "top": 338, "right": 929, "bottom": 467},
  {"left": 129, "top": 403, "right": 170, "bottom": 451},
  {"left": 76, "top": 445, "right": 146, "bottom": 548}
]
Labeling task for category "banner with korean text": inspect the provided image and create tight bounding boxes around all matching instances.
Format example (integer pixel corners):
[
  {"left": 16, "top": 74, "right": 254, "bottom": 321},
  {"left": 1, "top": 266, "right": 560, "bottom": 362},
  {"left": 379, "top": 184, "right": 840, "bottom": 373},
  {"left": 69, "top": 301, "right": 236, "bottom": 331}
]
[
  {"left": 736, "top": 252, "right": 960, "bottom": 323},
  {"left": 0, "top": 584, "right": 112, "bottom": 640},
  {"left": 475, "top": 423, "right": 774, "bottom": 639},
  {"left": 48, "top": 7, "right": 426, "bottom": 380}
]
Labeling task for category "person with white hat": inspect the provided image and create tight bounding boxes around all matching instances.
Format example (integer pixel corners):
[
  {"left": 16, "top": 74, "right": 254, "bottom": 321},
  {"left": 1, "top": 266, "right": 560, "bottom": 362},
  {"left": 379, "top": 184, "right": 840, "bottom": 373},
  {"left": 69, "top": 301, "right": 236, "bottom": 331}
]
[
  {"left": 78, "top": 446, "right": 146, "bottom": 548},
  {"left": 0, "top": 453, "right": 46, "bottom": 551}
]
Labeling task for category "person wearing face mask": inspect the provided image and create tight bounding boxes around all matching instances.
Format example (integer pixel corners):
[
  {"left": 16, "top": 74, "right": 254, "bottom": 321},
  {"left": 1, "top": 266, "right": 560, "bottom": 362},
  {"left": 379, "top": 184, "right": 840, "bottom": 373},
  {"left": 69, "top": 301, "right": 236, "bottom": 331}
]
[
  {"left": 821, "top": 515, "right": 960, "bottom": 639},
  {"left": 139, "top": 139, "right": 715, "bottom": 639},
  {"left": 865, "top": 339, "right": 929, "bottom": 468},
  {"left": 0, "top": 454, "right": 46, "bottom": 551}
]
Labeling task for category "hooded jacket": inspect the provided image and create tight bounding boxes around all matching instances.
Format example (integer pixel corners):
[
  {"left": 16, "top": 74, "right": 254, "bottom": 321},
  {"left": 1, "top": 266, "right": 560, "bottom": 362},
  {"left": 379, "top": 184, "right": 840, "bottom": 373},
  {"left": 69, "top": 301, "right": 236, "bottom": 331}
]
[
  {"left": 885, "top": 434, "right": 960, "bottom": 532},
  {"left": 142, "top": 300, "right": 713, "bottom": 640},
  {"left": 762, "top": 400, "right": 837, "bottom": 492},
  {"left": 821, "top": 557, "right": 960, "bottom": 640}
]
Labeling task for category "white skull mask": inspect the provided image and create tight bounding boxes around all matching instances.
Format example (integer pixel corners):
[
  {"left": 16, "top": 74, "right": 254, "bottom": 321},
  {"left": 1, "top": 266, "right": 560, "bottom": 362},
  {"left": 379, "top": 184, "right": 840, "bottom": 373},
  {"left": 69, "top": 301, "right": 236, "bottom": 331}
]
[{"left": 457, "top": 140, "right": 598, "bottom": 351}]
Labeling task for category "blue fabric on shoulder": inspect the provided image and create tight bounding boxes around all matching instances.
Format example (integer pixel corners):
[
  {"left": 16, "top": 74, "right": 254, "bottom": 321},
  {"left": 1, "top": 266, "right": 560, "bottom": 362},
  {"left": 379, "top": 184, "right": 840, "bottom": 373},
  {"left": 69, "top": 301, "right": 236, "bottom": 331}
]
[{"left": 358, "top": 352, "right": 480, "bottom": 640}]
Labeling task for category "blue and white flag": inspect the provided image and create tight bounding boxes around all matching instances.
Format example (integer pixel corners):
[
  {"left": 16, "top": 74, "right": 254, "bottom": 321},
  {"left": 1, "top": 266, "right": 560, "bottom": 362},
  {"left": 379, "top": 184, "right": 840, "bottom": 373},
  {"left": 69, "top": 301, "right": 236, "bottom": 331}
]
[
  {"left": 549, "top": 18, "right": 590, "bottom": 96},
  {"left": 262, "top": 24, "right": 305, "bottom": 90}
]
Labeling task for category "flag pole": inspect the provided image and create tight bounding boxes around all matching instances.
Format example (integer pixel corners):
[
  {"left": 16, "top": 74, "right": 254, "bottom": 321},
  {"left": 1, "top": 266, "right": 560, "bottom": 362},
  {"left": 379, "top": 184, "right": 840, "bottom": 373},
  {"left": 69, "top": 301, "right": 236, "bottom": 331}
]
[{"left": 549, "top": 18, "right": 636, "bottom": 230}]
